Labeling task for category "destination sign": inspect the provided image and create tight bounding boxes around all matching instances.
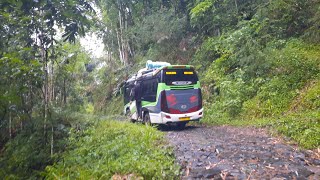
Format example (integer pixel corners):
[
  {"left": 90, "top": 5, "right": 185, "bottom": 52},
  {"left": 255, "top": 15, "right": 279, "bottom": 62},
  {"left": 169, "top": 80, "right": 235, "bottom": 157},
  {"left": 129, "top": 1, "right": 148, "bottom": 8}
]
[{"left": 172, "top": 81, "right": 192, "bottom": 85}]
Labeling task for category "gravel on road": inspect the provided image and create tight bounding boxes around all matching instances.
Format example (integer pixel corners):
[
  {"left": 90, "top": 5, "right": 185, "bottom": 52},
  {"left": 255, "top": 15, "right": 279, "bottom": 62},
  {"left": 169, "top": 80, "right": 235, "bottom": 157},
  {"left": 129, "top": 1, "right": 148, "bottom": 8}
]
[{"left": 166, "top": 125, "right": 320, "bottom": 179}]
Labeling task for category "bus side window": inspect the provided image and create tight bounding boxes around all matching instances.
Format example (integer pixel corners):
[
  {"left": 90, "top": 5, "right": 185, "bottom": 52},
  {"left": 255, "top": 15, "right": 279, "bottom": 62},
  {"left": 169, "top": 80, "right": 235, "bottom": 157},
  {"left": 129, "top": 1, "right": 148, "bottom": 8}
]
[
  {"left": 141, "top": 79, "right": 157, "bottom": 102},
  {"left": 152, "top": 81, "right": 158, "bottom": 93},
  {"left": 156, "top": 72, "right": 161, "bottom": 83}
]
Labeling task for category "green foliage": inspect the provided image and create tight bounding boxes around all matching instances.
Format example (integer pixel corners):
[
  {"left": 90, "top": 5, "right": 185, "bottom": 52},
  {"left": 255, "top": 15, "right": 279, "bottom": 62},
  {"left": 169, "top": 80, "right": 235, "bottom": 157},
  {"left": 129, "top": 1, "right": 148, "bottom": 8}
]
[
  {"left": 2, "top": 1, "right": 320, "bottom": 180},
  {"left": 102, "top": 95, "right": 124, "bottom": 115},
  {"left": 190, "top": 0, "right": 268, "bottom": 35},
  {"left": 0, "top": 51, "right": 42, "bottom": 143},
  {"left": 89, "top": 60, "right": 128, "bottom": 114},
  {"left": 262, "top": 0, "right": 317, "bottom": 38},
  {"left": 0, "top": 112, "right": 73, "bottom": 179},
  {"left": 132, "top": 9, "right": 186, "bottom": 49},
  {"left": 130, "top": 8, "right": 187, "bottom": 63},
  {"left": 45, "top": 120, "right": 180, "bottom": 179},
  {"left": 193, "top": 0, "right": 320, "bottom": 149},
  {"left": 0, "top": 129, "right": 50, "bottom": 179},
  {"left": 242, "top": 40, "right": 320, "bottom": 117},
  {"left": 0, "top": 113, "right": 107, "bottom": 179},
  {"left": 275, "top": 112, "right": 320, "bottom": 149},
  {"left": 300, "top": 81, "right": 320, "bottom": 110},
  {"left": 95, "top": 0, "right": 320, "bottom": 150},
  {"left": 52, "top": 42, "right": 96, "bottom": 112},
  {"left": 303, "top": 4, "right": 320, "bottom": 43},
  {"left": 190, "top": 0, "right": 213, "bottom": 25},
  {"left": 0, "top": 0, "right": 96, "bottom": 152},
  {"left": 243, "top": 76, "right": 295, "bottom": 117},
  {"left": 202, "top": 38, "right": 320, "bottom": 120},
  {"left": 191, "top": 37, "right": 226, "bottom": 74},
  {"left": 293, "top": 80, "right": 320, "bottom": 111}
]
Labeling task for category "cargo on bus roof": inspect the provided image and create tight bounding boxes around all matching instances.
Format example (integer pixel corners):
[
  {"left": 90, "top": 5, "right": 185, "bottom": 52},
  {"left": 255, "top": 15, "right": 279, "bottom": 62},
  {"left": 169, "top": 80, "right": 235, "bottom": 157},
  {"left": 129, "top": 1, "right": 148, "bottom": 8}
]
[{"left": 146, "top": 60, "right": 171, "bottom": 70}]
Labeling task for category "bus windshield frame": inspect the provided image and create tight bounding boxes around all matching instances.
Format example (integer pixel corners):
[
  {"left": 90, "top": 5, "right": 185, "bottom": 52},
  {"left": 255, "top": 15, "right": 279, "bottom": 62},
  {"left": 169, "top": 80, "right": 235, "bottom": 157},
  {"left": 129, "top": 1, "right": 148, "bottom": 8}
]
[{"left": 161, "top": 69, "right": 199, "bottom": 85}]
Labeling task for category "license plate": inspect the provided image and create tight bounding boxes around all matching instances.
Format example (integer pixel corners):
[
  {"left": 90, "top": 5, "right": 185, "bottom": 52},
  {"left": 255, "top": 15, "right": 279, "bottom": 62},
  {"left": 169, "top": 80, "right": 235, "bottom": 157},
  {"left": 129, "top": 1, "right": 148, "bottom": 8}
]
[{"left": 179, "top": 117, "right": 190, "bottom": 121}]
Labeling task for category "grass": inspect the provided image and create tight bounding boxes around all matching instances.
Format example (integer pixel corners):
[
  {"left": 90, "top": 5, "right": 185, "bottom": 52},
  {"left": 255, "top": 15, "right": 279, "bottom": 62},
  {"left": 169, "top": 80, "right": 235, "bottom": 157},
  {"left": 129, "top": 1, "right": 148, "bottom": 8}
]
[
  {"left": 45, "top": 119, "right": 180, "bottom": 179},
  {"left": 202, "top": 110, "right": 320, "bottom": 149}
]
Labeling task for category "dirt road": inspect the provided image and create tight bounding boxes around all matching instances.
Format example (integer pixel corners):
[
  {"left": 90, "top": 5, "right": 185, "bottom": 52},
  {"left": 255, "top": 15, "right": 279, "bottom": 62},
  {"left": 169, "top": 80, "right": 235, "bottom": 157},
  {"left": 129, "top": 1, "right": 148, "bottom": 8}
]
[{"left": 165, "top": 125, "right": 320, "bottom": 179}]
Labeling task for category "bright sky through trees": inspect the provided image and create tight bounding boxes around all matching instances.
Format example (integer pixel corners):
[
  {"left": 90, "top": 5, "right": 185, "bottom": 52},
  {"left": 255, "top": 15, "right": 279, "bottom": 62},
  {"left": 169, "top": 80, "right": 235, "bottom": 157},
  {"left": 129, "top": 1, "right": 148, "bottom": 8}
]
[{"left": 80, "top": 32, "right": 105, "bottom": 58}]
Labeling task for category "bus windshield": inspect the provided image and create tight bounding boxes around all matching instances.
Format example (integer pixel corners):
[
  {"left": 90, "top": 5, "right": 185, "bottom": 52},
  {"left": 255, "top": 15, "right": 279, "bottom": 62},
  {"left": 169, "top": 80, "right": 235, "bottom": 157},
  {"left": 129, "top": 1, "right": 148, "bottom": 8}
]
[
  {"left": 162, "top": 89, "right": 202, "bottom": 114},
  {"left": 163, "top": 69, "right": 198, "bottom": 85}
]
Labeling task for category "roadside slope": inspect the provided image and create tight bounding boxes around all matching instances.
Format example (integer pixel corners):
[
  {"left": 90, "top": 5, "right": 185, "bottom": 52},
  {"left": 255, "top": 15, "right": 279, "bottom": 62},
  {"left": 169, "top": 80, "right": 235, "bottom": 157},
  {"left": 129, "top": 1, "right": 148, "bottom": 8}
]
[{"left": 45, "top": 120, "right": 179, "bottom": 179}]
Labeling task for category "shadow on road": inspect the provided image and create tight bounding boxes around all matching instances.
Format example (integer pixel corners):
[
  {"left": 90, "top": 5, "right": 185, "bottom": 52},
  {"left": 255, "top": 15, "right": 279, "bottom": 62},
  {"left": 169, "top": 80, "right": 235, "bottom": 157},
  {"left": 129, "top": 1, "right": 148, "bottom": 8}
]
[{"left": 157, "top": 124, "right": 200, "bottom": 132}]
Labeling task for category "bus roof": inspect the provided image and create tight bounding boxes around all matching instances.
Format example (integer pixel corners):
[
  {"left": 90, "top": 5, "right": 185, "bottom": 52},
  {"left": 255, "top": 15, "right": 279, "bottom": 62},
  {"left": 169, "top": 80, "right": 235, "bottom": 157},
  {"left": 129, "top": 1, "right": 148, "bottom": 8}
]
[
  {"left": 134, "top": 65, "right": 196, "bottom": 80},
  {"left": 162, "top": 65, "right": 194, "bottom": 69},
  {"left": 151, "top": 65, "right": 195, "bottom": 76}
]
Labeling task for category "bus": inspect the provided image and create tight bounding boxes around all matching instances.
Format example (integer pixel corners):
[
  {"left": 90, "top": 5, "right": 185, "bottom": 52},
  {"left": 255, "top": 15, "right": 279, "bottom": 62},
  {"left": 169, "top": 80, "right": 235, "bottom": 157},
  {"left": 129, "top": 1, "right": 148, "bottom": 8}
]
[{"left": 123, "top": 62, "right": 203, "bottom": 128}]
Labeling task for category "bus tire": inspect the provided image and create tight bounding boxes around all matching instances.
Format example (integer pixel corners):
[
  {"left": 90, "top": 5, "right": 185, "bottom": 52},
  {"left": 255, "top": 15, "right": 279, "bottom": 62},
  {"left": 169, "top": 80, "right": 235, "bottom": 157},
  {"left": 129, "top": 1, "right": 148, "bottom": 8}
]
[
  {"left": 143, "top": 112, "right": 151, "bottom": 126},
  {"left": 126, "top": 109, "right": 135, "bottom": 123},
  {"left": 125, "top": 108, "right": 130, "bottom": 117}
]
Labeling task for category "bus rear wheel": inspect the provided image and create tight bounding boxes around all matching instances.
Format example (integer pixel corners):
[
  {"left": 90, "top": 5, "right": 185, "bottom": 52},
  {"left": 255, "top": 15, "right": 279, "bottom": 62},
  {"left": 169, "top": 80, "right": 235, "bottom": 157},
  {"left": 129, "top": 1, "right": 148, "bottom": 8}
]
[{"left": 143, "top": 112, "right": 152, "bottom": 126}]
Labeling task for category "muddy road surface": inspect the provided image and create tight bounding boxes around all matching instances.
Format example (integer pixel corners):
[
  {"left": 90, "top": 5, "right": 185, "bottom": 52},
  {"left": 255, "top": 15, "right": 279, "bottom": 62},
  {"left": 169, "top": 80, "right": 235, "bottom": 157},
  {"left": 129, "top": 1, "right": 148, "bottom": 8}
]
[{"left": 165, "top": 125, "right": 320, "bottom": 179}]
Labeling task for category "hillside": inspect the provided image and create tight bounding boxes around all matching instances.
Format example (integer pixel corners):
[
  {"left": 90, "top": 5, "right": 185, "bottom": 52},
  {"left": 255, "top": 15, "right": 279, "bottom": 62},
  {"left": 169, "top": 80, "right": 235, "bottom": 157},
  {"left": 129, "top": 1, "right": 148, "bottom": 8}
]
[
  {"left": 98, "top": 0, "right": 320, "bottom": 148},
  {"left": 0, "top": 0, "right": 319, "bottom": 179}
]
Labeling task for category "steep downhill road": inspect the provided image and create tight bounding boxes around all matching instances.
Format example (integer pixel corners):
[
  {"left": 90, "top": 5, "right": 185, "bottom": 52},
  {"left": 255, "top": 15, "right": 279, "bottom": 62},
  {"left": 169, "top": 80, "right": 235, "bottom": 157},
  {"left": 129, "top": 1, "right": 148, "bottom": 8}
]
[{"left": 166, "top": 125, "right": 320, "bottom": 179}]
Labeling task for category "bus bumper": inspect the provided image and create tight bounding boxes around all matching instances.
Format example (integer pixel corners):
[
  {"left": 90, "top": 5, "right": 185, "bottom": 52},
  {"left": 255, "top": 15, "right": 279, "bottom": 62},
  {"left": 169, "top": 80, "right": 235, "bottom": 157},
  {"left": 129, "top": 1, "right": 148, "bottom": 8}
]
[{"left": 149, "top": 108, "right": 203, "bottom": 124}]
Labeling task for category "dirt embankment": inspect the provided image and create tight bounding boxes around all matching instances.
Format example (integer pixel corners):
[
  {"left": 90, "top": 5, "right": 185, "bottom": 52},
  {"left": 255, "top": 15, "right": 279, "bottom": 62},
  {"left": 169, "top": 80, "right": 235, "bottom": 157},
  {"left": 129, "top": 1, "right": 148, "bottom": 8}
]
[{"left": 166, "top": 125, "right": 320, "bottom": 179}]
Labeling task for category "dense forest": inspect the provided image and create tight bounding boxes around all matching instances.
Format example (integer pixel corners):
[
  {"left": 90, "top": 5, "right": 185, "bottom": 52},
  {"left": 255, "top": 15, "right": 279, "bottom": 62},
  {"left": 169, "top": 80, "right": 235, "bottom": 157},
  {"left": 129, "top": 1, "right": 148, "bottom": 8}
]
[{"left": 0, "top": 0, "right": 319, "bottom": 179}]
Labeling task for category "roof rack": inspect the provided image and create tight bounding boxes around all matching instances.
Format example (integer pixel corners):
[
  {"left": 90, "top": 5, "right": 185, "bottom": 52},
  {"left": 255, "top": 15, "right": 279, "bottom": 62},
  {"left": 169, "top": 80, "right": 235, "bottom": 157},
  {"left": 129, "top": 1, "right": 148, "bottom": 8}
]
[
  {"left": 146, "top": 60, "right": 171, "bottom": 70},
  {"left": 135, "top": 60, "right": 171, "bottom": 78}
]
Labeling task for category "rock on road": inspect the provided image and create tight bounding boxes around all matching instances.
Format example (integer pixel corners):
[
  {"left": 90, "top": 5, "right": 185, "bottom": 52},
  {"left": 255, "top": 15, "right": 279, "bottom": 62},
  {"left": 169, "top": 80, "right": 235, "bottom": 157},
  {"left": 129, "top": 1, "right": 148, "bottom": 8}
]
[{"left": 166, "top": 125, "right": 320, "bottom": 179}]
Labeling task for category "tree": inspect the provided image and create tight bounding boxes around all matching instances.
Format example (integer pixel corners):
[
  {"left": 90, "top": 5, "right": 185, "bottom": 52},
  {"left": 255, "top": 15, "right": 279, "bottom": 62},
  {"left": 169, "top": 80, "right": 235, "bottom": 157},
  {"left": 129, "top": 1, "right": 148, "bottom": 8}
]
[{"left": 0, "top": 0, "right": 95, "bottom": 154}]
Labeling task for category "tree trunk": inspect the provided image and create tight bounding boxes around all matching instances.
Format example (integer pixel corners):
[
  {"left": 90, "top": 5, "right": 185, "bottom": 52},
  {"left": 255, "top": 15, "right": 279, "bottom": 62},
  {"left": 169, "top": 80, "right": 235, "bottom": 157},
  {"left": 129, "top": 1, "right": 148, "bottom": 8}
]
[
  {"left": 51, "top": 125, "right": 54, "bottom": 156},
  {"left": 63, "top": 78, "right": 67, "bottom": 105},
  {"left": 51, "top": 36, "right": 55, "bottom": 102},
  {"left": 116, "top": 29, "right": 123, "bottom": 63},
  {"left": 111, "top": 33, "right": 114, "bottom": 62},
  {"left": 234, "top": 0, "right": 238, "bottom": 14},
  {"left": 20, "top": 116, "right": 23, "bottom": 131},
  {"left": 42, "top": 47, "right": 48, "bottom": 136},
  {"left": 116, "top": 0, "right": 124, "bottom": 64},
  {"left": 118, "top": 7, "right": 127, "bottom": 65},
  {"left": 38, "top": 8, "right": 49, "bottom": 138},
  {"left": 51, "top": 61, "right": 54, "bottom": 102},
  {"left": 9, "top": 102, "right": 12, "bottom": 139}
]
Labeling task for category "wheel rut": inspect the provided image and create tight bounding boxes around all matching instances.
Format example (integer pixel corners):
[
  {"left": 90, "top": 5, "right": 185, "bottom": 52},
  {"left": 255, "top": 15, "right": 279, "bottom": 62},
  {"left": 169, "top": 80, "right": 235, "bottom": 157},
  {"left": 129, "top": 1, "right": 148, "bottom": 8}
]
[{"left": 165, "top": 125, "right": 320, "bottom": 179}]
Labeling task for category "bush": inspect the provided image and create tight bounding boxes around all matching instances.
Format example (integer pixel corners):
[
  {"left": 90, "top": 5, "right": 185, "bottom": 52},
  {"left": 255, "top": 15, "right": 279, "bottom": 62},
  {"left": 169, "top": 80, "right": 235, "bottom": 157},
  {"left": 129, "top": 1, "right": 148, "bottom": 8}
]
[
  {"left": 275, "top": 112, "right": 320, "bottom": 149},
  {"left": 290, "top": 80, "right": 320, "bottom": 112},
  {"left": 242, "top": 39, "right": 320, "bottom": 117},
  {"left": 0, "top": 129, "right": 51, "bottom": 179},
  {"left": 45, "top": 120, "right": 180, "bottom": 179}
]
